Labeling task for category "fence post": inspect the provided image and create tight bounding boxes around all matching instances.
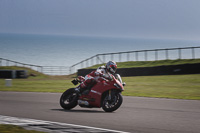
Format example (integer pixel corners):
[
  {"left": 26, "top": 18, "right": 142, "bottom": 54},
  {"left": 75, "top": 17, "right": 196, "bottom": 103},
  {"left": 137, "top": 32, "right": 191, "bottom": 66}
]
[
  {"left": 85, "top": 60, "right": 87, "bottom": 68},
  {"left": 144, "top": 51, "right": 147, "bottom": 61},
  {"left": 40, "top": 66, "right": 43, "bottom": 73},
  {"left": 192, "top": 47, "right": 195, "bottom": 59},
  {"left": 81, "top": 61, "right": 84, "bottom": 68},
  {"left": 127, "top": 52, "right": 130, "bottom": 61},
  {"left": 155, "top": 50, "right": 158, "bottom": 60},
  {"left": 103, "top": 54, "right": 105, "bottom": 63},
  {"left": 178, "top": 48, "right": 182, "bottom": 59},
  {"left": 111, "top": 54, "right": 114, "bottom": 61},
  {"left": 6, "top": 60, "right": 9, "bottom": 66},
  {"left": 135, "top": 52, "right": 138, "bottom": 61},
  {"left": 119, "top": 53, "right": 121, "bottom": 62},
  {"left": 90, "top": 57, "right": 93, "bottom": 66},
  {"left": 69, "top": 66, "right": 74, "bottom": 75},
  {"left": 96, "top": 55, "right": 99, "bottom": 64},
  {"left": 165, "top": 49, "right": 169, "bottom": 60},
  {"left": 0, "top": 58, "right": 2, "bottom": 66},
  {"left": 69, "top": 66, "right": 71, "bottom": 74},
  {"left": 37, "top": 66, "right": 39, "bottom": 72}
]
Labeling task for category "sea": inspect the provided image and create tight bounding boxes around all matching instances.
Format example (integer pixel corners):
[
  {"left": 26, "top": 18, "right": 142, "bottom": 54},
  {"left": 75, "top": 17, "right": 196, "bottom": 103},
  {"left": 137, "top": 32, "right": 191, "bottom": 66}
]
[{"left": 0, "top": 33, "right": 200, "bottom": 67}]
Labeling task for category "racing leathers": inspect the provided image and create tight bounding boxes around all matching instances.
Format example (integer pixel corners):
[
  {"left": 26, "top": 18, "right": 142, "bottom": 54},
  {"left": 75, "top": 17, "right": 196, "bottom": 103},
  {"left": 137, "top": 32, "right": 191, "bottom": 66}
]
[{"left": 77, "top": 66, "right": 111, "bottom": 91}]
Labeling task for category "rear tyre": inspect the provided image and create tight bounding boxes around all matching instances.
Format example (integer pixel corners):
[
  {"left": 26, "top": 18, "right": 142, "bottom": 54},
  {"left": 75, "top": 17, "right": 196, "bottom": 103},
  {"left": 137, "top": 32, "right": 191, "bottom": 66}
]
[
  {"left": 102, "top": 93, "right": 123, "bottom": 112},
  {"left": 60, "top": 88, "right": 78, "bottom": 110}
]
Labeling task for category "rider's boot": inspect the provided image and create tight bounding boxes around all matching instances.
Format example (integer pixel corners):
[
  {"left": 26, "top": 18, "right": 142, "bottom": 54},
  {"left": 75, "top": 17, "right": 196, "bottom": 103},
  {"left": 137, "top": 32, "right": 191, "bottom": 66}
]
[
  {"left": 75, "top": 86, "right": 81, "bottom": 93},
  {"left": 75, "top": 83, "right": 86, "bottom": 94}
]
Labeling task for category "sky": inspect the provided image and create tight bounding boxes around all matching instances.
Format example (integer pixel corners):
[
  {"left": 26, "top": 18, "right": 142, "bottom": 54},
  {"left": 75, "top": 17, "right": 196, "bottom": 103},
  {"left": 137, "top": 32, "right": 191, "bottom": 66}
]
[{"left": 0, "top": 0, "right": 200, "bottom": 40}]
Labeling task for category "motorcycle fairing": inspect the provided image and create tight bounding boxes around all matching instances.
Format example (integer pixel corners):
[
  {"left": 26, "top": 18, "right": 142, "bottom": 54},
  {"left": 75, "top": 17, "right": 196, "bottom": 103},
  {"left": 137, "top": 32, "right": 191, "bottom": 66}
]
[{"left": 79, "top": 79, "right": 123, "bottom": 108}]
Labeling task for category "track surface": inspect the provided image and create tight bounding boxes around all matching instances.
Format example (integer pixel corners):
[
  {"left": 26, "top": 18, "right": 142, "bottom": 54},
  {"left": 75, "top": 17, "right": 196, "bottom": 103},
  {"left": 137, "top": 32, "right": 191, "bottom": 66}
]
[{"left": 0, "top": 91, "right": 200, "bottom": 133}]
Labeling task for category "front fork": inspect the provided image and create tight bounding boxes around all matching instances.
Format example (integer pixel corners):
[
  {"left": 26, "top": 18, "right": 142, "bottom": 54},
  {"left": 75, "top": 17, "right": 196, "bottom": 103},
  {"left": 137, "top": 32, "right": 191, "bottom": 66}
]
[
  {"left": 108, "top": 90, "right": 118, "bottom": 101},
  {"left": 108, "top": 90, "right": 112, "bottom": 101}
]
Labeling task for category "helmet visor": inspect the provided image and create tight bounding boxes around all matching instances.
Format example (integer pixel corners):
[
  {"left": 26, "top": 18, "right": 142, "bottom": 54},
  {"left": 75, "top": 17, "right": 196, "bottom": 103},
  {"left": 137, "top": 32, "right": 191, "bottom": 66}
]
[{"left": 110, "top": 65, "right": 117, "bottom": 73}]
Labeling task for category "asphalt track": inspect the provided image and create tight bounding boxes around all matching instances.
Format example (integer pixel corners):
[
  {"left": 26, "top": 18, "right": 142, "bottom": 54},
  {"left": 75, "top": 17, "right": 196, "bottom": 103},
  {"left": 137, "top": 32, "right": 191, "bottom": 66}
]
[{"left": 0, "top": 91, "right": 200, "bottom": 133}]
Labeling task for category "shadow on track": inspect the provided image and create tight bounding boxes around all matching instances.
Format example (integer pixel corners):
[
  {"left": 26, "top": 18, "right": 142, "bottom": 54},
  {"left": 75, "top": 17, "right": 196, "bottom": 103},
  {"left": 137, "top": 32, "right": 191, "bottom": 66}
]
[{"left": 51, "top": 109, "right": 110, "bottom": 113}]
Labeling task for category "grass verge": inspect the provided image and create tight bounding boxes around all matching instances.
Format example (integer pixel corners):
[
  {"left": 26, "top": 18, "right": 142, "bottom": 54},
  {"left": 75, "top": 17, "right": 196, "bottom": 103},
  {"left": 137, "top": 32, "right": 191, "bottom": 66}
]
[
  {"left": 1, "top": 59, "right": 200, "bottom": 100},
  {"left": 122, "top": 74, "right": 200, "bottom": 100},
  {"left": 0, "top": 74, "right": 200, "bottom": 100},
  {"left": 0, "top": 124, "right": 45, "bottom": 133}
]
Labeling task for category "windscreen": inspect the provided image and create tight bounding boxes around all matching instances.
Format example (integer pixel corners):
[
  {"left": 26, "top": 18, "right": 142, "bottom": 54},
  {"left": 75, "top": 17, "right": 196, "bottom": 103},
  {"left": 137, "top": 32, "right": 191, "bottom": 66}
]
[{"left": 115, "top": 74, "right": 122, "bottom": 84}]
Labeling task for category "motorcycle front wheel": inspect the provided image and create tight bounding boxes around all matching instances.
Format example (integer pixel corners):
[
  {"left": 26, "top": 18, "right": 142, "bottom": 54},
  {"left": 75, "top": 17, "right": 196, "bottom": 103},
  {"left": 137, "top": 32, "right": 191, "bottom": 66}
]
[
  {"left": 102, "top": 93, "right": 123, "bottom": 112},
  {"left": 60, "top": 88, "right": 78, "bottom": 110}
]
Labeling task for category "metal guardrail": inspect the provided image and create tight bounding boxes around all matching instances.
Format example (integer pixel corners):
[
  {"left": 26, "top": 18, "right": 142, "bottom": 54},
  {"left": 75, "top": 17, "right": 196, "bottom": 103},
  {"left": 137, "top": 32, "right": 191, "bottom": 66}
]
[
  {"left": 1, "top": 46, "right": 200, "bottom": 75},
  {"left": 69, "top": 46, "right": 200, "bottom": 73},
  {"left": 41, "top": 66, "right": 70, "bottom": 75},
  {"left": 0, "top": 58, "right": 70, "bottom": 75},
  {"left": 0, "top": 58, "right": 42, "bottom": 71}
]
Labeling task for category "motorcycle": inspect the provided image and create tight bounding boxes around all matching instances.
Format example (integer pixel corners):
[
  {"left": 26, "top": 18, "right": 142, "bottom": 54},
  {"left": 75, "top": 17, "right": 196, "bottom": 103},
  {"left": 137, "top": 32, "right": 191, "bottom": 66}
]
[{"left": 60, "top": 74, "right": 125, "bottom": 112}]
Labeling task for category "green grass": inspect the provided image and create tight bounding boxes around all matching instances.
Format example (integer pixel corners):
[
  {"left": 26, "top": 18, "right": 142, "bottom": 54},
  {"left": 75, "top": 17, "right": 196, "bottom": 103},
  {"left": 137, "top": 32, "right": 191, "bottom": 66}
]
[
  {"left": 0, "top": 59, "right": 200, "bottom": 100},
  {"left": 0, "top": 124, "right": 45, "bottom": 133},
  {"left": 0, "top": 74, "right": 200, "bottom": 100},
  {"left": 0, "top": 66, "right": 76, "bottom": 92},
  {"left": 0, "top": 78, "right": 74, "bottom": 93},
  {"left": 122, "top": 74, "right": 200, "bottom": 100}
]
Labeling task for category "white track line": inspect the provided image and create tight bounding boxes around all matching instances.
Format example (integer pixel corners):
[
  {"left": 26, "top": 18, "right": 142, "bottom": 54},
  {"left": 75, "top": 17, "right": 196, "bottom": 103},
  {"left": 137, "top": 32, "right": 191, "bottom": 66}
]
[{"left": 0, "top": 115, "right": 130, "bottom": 133}]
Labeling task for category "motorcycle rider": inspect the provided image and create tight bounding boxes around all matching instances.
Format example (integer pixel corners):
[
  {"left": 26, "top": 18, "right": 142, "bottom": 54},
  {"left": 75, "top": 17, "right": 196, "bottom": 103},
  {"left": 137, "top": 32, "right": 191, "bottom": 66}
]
[{"left": 75, "top": 61, "right": 117, "bottom": 92}]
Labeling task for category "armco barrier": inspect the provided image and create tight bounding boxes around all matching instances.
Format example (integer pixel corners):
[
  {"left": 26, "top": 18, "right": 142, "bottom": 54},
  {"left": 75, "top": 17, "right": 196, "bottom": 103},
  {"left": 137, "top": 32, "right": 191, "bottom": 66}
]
[{"left": 78, "top": 63, "right": 200, "bottom": 77}]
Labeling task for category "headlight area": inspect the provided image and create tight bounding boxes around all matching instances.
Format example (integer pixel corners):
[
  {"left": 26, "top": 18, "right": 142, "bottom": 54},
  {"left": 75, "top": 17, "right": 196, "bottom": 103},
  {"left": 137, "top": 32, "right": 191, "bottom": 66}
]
[{"left": 114, "top": 83, "right": 123, "bottom": 91}]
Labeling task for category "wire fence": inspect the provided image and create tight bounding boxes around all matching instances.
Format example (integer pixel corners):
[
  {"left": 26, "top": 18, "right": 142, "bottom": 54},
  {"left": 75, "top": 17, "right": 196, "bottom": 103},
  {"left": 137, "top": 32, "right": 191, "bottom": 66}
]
[{"left": 1, "top": 46, "right": 200, "bottom": 75}]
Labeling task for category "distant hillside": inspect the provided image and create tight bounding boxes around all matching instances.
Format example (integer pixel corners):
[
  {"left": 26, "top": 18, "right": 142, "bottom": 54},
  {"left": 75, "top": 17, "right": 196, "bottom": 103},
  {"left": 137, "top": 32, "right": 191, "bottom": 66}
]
[
  {"left": 0, "top": 66, "right": 76, "bottom": 79},
  {"left": 0, "top": 66, "right": 48, "bottom": 78}
]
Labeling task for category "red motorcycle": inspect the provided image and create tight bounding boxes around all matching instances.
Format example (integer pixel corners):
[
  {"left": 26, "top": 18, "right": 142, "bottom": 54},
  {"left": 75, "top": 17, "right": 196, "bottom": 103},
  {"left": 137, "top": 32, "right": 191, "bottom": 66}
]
[{"left": 60, "top": 74, "right": 125, "bottom": 112}]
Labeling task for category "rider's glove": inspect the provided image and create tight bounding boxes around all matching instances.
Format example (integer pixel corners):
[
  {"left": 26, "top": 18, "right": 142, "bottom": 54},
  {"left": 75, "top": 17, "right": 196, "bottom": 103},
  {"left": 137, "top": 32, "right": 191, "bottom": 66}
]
[
  {"left": 77, "top": 76, "right": 85, "bottom": 82},
  {"left": 101, "top": 74, "right": 112, "bottom": 81}
]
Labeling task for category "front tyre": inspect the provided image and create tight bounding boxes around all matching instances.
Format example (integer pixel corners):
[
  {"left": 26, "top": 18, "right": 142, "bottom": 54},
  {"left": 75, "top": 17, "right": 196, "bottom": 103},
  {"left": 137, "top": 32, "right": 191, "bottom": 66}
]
[
  {"left": 60, "top": 88, "right": 78, "bottom": 110},
  {"left": 102, "top": 93, "right": 123, "bottom": 112}
]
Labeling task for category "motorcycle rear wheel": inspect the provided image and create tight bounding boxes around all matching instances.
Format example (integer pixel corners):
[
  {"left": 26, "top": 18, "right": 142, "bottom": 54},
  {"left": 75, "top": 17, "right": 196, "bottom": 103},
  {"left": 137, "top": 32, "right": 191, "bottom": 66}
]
[
  {"left": 102, "top": 93, "right": 123, "bottom": 112},
  {"left": 60, "top": 88, "right": 78, "bottom": 110}
]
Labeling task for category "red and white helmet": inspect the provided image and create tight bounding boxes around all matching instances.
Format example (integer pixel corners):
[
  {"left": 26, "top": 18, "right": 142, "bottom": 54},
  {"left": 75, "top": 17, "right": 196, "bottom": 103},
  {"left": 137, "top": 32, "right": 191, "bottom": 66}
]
[{"left": 106, "top": 61, "right": 117, "bottom": 74}]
